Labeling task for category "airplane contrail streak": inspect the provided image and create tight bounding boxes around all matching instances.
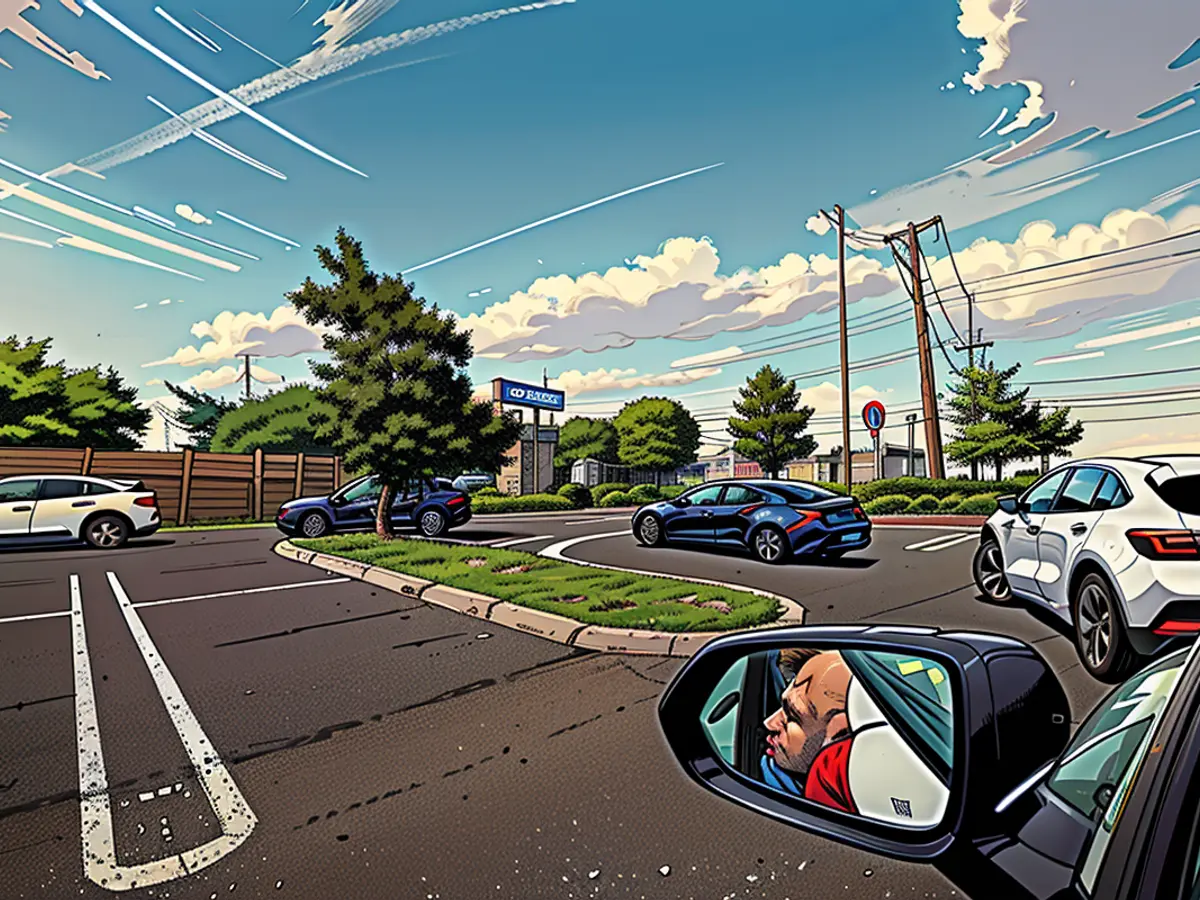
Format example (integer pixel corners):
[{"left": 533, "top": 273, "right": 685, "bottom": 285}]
[
  {"left": 978, "top": 107, "right": 1008, "bottom": 139},
  {"left": 81, "top": 0, "right": 368, "bottom": 177},
  {"left": 75, "top": 0, "right": 576, "bottom": 174},
  {"left": 192, "top": 10, "right": 315, "bottom": 81},
  {"left": 215, "top": 210, "right": 301, "bottom": 247},
  {"left": 154, "top": 7, "right": 221, "bottom": 53},
  {"left": 402, "top": 163, "right": 726, "bottom": 274},
  {"left": 146, "top": 95, "right": 287, "bottom": 180}
]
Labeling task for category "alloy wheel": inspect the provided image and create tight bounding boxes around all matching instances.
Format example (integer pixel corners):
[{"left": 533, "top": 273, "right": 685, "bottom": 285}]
[
  {"left": 639, "top": 516, "right": 660, "bottom": 545},
  {"left": 89, "top": 520, "right": 123, "bottom": 548},
  {"left": 978, "top": 543, "right": 1010, "bottom": 600},
  {"left": 1078, "top": 584, "right": 1113, "bottom": 671},
  {"left": 302, "top": 514, "right": 327, "bottom": 538},
  {"left": 755, "top": 529, "right": 783, "bottom": 562},
  {"left": 421, "top": 511, "right": 445, "bottom": 536}
]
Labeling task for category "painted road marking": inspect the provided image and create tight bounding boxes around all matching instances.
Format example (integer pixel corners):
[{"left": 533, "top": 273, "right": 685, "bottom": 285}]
[
  {"left": 563, "top": 516, "right": 630, "bottom": 525},
  {"left": 919, "top": 534, "right": 977, "bottom": 553},
  {"left": 132, "top": 576, "right": 351, "bottom": 608},
  {"left": 0, "top": 609, "right": 69, "bottom": 626},
  {"left": 70, "top": 572, "right": 257, "bottom": 891},
  {"left": 489, "top": 534, "right": 554, "bottom": 548},
  {"left": 904, "top": 533, "right": 973, "bottom": 551}
]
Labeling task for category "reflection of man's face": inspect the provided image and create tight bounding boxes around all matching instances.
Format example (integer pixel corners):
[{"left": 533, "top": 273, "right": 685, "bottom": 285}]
[{"left": 764, "top": 651, "right": 851, "bottom": 776}]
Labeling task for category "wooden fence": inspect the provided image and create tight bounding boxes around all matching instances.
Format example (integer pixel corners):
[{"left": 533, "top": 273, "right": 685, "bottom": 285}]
[{"left": 0, "top": 447, "right": 343, "bottom": 525}]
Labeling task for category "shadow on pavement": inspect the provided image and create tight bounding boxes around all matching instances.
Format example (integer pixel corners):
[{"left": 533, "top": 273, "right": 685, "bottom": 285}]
[
  {"left": 634, "top": 542, "right": 879, "bottom": 570},
  {"left": 0, "top": 538, "right": 177, "bottom": 556}
]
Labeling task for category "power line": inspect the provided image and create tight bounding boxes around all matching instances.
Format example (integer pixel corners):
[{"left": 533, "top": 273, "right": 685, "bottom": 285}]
[{"left": 1018, "top": 363, "right": 1200, "bottom": 386}]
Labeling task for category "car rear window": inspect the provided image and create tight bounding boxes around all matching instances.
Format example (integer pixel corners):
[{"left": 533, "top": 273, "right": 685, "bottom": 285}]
[
  {"left": 1150, "top": 475, "right": 1200, "bottom": 515},
  {"left": 771, "top": 483, "right": 836, "bottom": 504}
]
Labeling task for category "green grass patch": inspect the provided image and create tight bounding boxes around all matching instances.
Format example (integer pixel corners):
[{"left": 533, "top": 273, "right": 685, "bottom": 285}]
[
  {"left": 162, "top": 520, "right": 275, "bottom": 532},
  {"left": 293, "top": 533, "right": 782, "bottom": 632}
]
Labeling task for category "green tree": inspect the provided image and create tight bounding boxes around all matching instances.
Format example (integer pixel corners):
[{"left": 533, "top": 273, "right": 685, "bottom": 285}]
[
  {"left": 614, "top": 397, "right": 701, "bottom": 476},
  {"left": 554, "top": 416, "right": 619, "bottom": 469},
  {"left": 726, "top": 365, "right": 817, "bottom": 478},
  {"left": 210, "top": 385, "right": 337, "bottom": 453},
  {"left": 164, "top": 381, "right": 238, "bottom": 451},
  {"left": 288, "top": 229, "right": 522, "bottom": 538},
  {"left": 1030, "top": 403, "right": 1085, "bottom": 473},
  {"left": 0, "top": 336, "right": 150, "bottom": 448}
]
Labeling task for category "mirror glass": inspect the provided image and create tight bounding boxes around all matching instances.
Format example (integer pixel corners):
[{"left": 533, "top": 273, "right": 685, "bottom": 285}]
[{"left": 701, "top": 646, "right": 956, "bottom": 829}]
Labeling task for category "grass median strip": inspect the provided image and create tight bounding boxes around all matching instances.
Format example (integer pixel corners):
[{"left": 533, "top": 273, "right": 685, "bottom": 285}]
[{"left": 294, "top": 534, "right": 781, "bottom": 632}]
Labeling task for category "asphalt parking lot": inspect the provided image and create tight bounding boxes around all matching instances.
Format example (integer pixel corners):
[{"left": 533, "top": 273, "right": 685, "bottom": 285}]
[{"left": 0, "top": 514, "right": 1112, "bottom": 899}]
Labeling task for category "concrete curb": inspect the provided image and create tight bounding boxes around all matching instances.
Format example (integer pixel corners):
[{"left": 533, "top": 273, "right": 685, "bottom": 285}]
[{"left": 273, "top": 539, "right": 805, "bottom": 657}]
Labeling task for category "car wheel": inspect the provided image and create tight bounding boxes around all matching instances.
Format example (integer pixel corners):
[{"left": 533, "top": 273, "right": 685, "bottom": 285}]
[
  {"left": 299, "top": 512, "right": 329, "bottom": 538},
  {"left": 1073, "top": 573, "right": 1138, "bottom": 683},
  {"left": 420, "top": 509, "right": 448, "bottom": 538},
  {"left": 972, "top": 538, "right": 1012, "bottom": 603},
  {"left": 635, "top": 514, "right": 665, "bottom": 547},
  {"left": 84, "top": 515, "right": 129, "bottom": 550},
  {"left": 751, "top": 525, "right": 791, "bottom": 565}
]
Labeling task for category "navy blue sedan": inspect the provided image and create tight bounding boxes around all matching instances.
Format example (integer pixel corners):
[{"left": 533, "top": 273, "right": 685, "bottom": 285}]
[
  {"left": 632, "top": 479, "right": 871, "bottom": 564},
  {"left": 275, "top": 474, "right": 471, "bottom": 539}
]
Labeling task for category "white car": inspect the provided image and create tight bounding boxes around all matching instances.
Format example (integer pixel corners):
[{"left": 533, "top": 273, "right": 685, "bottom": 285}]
[
  {"left": 0, "top": 474, "right": 162, "bottom": 550},
  {"left": 972, "top": 455, "right": 1200, "bottom": 682}
]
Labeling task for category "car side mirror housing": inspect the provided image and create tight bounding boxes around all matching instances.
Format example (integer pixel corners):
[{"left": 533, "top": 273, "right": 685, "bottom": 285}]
[
  {"left": 658, "top": 626, "right": 1070, "bottom": 873},
  {"left": 674, "top": 497, "right": 691, "bottom": 507},
  {"left": 997, "top": 495, "right": 1020, "bottom": 515}
]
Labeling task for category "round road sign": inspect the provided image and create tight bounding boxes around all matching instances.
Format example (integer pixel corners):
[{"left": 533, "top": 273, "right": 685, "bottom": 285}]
[{"left": 862, "top": 400, "right": 886, "bottom": 432}]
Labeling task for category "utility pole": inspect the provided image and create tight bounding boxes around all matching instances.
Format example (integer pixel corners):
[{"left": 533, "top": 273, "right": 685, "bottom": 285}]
[
  {"left": 237, "top": 353, "right": 255, "bottom": 400},
  {"left": 834, "top": 204, "right": 852, "bottom": 497},
  {"left": 905, "top": 413, "right": 918, "bottom": 477},
  {"left": 953, "top": 315, "right": 994, "bottom": 480}
]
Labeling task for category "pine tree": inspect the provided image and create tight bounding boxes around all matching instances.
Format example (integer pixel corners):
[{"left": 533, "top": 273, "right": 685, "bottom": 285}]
[
  {"left": 726, "top": 365, "right": 817, "bottom": 478},
  {"left": 163, "top": 381, "right": 239, "bottom": 450},
  {"left": 1029, "top": 403, "right": 1085, "bottom": 473},
  {"left": 944, "top": 361, "right": 1042, "bottom": 480}
]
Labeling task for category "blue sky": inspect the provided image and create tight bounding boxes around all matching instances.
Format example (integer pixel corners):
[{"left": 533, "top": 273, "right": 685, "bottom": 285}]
[{"left": 2, "top": 0, "right": 1200, "bottom": 460}]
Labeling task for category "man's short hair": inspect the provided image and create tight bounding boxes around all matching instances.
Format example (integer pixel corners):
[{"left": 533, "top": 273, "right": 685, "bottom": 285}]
[{"left": 778, "top": 647, "right": 823, "bottom": 684}]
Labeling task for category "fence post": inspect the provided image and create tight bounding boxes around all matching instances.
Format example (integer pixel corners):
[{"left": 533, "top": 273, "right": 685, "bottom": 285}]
[
  {"left": 81, "top": 446, "right": 94, "bottom": 475},
  {"left": 252, "top": 448, "right": 265, "bottom": 521},
  {"left": 334, "top": 456, "right": 342, "bottom": 489},
  {"left": 178, "top": 447, "right": 195, "bottom": 526},
  {"left": 293, "top": 452, "right": 306, "bottom": 499}
]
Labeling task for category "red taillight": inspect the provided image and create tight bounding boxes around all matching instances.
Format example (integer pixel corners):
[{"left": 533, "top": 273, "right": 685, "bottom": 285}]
[
  {"left": 738, "top": 504, "right": 763, "bottom": 515},
  {"left": 447, "top": 496, "right": 466, "bottom": 507},
  {"left": 853, "top": 506, "right": 865, "bottom": 518},
  {"left": 1127, "top": 529, "right": 1200, "bottom": 559},
  {"left": 133, "top": 495, "right": 158, "bottom": 508},
  {"left": 1153, "top": 621, "right": 1200, "bottom": 636},
  {"left": 786, "top": 510, "right": 822, "bottom": 533}
]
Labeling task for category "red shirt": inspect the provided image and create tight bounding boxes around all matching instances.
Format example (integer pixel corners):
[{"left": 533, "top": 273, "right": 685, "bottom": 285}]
[{"left": 805, "top": 736, "right": 857, "bottom": 814}]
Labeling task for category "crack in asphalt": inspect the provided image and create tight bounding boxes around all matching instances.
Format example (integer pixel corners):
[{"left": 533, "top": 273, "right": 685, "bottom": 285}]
[
  {"left": 616, "top": 661, "right": 668, "bottom": 686},
  {"left": 214, "top": 608, "right": 413, "bottom": 647},
  {"left": 160, "top": 558, "right": 268, "bottom": 574},
  {"left": 0, "top": 578, "right": 54, "bottom": 589},
  {"left": 0, "top": 693, "right": 73, "bottom": 714},
  {"left": 393, "top": 632, "right": 469, "bottom": 650},
  {"left": 861, "top": 583, "right": 976, "bottom": 619}
]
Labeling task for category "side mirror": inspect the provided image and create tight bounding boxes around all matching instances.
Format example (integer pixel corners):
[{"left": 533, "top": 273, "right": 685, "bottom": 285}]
[
  {"left": 658, "top": 626, "right": 1070, "bottom": 877},
  {"left": 674, "top": 497, "right": 691, "bottom": 508},
  {"left": 997, "top": 495, "right": 1020, "bottom": 515}
]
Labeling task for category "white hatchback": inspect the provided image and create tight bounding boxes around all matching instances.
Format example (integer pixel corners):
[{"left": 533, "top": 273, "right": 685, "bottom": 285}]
[
  {"left": 0, "top": 474, "right": 162, "bottom": 550},
  {"left": 972, "top": 455, "right": 1200, "bottom": 682}
]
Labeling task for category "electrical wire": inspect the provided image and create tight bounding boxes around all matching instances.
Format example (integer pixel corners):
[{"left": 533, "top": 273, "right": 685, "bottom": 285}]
[{"left": 925, "top": 221, "right": 966, "bottom": 345}]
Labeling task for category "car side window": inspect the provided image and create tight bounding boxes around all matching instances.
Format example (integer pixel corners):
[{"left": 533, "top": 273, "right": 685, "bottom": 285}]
[
  {"left": 722, "top": 485, "right": 762, "bottom": 505},
  {"left": 1052, "top": 467, "right": 1107, "bottom": 514},
  {"left": 1092, "top": 473, "right": 1130, "bottom": 511},
  {"left": 38, "top": 479, "right": 91, "bottom": 500},
  {"left": 686, "top": 486, "right": 725, "bottom": 507},
  {"left": 340, "top": 476, "right": 381, "bottom": 503},
  {"left": 0, "top": 480, "right": 40, "bottom": 502},
  {"left": 1023, "top": 470, "right": 1070, "bottom": 513}
]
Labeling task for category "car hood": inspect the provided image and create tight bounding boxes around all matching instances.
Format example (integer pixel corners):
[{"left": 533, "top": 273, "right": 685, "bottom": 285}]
[{"left": 281, "top": 495, "right": 330, "bottom": 509}]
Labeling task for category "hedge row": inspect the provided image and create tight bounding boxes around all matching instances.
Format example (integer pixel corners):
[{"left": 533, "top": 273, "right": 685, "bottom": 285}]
[
  {"left": 471, "top": 493, "right": 574, "bottom": 514},
  {"left": 855, "top": 475, "right": 1036, "bottom": 502},
  {"left": 862, "top": 491, "right": 1000, "bottom": 516}
]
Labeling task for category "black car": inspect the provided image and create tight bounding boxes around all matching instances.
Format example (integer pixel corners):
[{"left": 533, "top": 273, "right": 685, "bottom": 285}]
[
  {"left": 275, "top": 474, "right": 471, "bottom": 538},
  {"left": 659, "top": 624, "right": 1200, "bottom": 900}
]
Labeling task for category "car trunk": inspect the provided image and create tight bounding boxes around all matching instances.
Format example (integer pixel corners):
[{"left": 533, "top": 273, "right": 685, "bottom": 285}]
[{"left": 793, "top": 495, "right": 864, "bottom": 525}]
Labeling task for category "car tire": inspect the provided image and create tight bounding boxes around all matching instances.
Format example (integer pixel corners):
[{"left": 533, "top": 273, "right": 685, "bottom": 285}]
[
  {"left": 972, "top": 537, "right": 1012, "bottom": 603},
  {"left": 751, "top": 525, "right": 791, "bottom": 565},
  {"left": 1072, "top": 572, "right": 1138, "bottom": 683},
  {"left": 634, "top": 514, "right": 665, "bottom": 547},
  {"left": 84, "top": 515, "right": 129, "bottom": 550},
  {"left": 419, "top": 508, "right": 448, "bottom": 538},
  {"left": 299, "top": 512, "right": 330, "bottom": 539}
]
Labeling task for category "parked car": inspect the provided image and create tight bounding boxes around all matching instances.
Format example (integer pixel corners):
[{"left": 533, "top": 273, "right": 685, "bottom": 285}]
[
  {"left": 275, "top": 474, "right": 470, "bottom": 539},
  {"left": 972, "top": 455, "right": 1200, "bottom": 682},
  {"left": 0, "top": 474, "right": 161, "bottom": 550},
  {"left": 659, "top": 624, "right": 1200, "bottom": 900},
  {"left": 631, "top": 479, "right": 871, "bottom": 564},
  {"left": 452, "top": 473, "right": 495, "bottom": 492}
]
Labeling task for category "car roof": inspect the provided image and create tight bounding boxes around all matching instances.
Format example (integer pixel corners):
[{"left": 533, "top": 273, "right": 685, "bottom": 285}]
[{"left": 0, "top": 474, "right": 123, "bottom": 483}]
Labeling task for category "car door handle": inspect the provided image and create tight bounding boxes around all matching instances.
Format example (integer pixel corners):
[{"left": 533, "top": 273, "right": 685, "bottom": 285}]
[
  {"left": 1026, "top": 525, "right": 1041, "bottom": 535},
  {"left": 1071, "top": 523, "right": 1087, "bottom": 536},
  {"left": 72, "top": 500, "right": 95, "bottom": 508},
  {"left": 10, "top": 505, "right": 32, "bottom": 512},
  {"left": 702, "top": 511, "right": 714, "bottom": 518}
]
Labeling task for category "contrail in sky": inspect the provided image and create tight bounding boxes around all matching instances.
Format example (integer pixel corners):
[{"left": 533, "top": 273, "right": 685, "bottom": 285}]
[
  {"left": 401, "top": 163, "right": 726, "bottom": 274},
  {"left": 75, "top": 0, "right": 577, "bottom": 174},
  {"left": 192, "top": 10, "right": 316, "bottom": 81}
]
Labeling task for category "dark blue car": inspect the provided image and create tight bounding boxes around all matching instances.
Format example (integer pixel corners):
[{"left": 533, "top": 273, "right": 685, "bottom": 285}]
[
  {"left": 632, "top": 479, "right": 871, "bottom": 564},
  {"left": 275, "top": 474, "right": 471, "bottom": 539}
]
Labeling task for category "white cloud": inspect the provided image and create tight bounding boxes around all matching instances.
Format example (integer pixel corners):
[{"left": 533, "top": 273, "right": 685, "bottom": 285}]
[
  {"left": 798, "top": 382, "right": 893, "bottom": 416},
  {"left": 1035, "top": 351, "right": 1105, "bottom": 365},
  {"left": 549, "top": 365, "right": 724, "bottom": 398},
  {"left": 175, "top": 203, "right": 212, "bottom": 226},
  {"left": 159, "top": 298, "right": 172, "bottom": 305},
  {"left": 805, "top": 215, "right": 831, "bottom": 237},
  {"left": 144, "top": 303, "right": 327, "bottom": 368},
  {"left": 670, "top": 346, "right": 744, "bottom": 368},
  {"left": 457, "top": 237, "right": 899, "bottom": 362},
  {"left": 1077, "top": 314, "right": 1200, "bottom": 350},
  {"left": 1085, "top": 428, "right": 1200, "bottom": 458},
  {"left": 958, "top": 0, "right": 1200, "bottom": 165},
  {"left": 134, "top": 302, "right": 148, "bottom": 310}
]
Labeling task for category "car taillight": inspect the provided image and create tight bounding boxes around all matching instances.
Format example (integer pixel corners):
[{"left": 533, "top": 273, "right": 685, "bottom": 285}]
[
  {"left": 1153, "top": 620, "right": 1200, "bottom": 637},
  {"left": 786, "top": 510, "right": 821, "bottom": 532},
  {"left": 447, "top": 495, "right": 466, "bottom": 507},
  {"left": 134, "top": 495, "right": 158, "bottom": 508},
  {"left": 853, "top": 506, "right": 865, "bottom": 518},
  {"left": 737, "top": 504, "right": 764, "bottom": 515},
  {"left": 1126, "top": 529, "right": 1200, "bottom": 559}
]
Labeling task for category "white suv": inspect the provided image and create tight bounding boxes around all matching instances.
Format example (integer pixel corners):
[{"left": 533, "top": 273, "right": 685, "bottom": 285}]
[
  {"left": 972, "top": 455, "right": 1200, "bottom": 682},
  {"left": 0, "top": 475, "right": 162, "bottom": 550}
]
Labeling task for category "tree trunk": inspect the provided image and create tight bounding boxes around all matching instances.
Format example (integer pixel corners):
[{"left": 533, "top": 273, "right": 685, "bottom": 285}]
[
  {"left": 375, "top": 483, "right": 394, "bottom": 540},
  {"left": 970, "top": 461, "right": 978, "bottom": 480},
  {"left": 995, "top": 459, "right": 1003, "bottom": 482},
  {"left": 1041, "top": 453, "right": 1050, "bottom": 474}
]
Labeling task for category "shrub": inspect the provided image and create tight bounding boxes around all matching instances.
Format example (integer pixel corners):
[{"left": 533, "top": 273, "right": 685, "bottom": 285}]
[
  {"left": 905, "top": 494, "right": 941, "bottom": 513},
  {"left": 556, "top": 483, "right": 591, "bottom": 509},
  {"left": 629, "top": 483, "right": 664, "bottom": 503},
  {"left": 473, "top": 486, "right": 500, "bottom": 496},
  {"left": 814, "top": 481, "right": 850, "bottom": 496},
  {"left": 953, "top": 493, "right": 1000, "bottom": 515},
  {"left": 857, "top": 476, "right": 1034, "bottom": 502},
  {"left": 863, "top": 494, "right": 912, "bottom": 516},
  {"left": 590, "top": 482, "right": 631, "bottom": 507},
  {"left": 661, "top": 484, "right": 688, "bottom": 499},
  {"left": 598, "top": 490, "right": 634, "bottom": 508},
  {"left": 472, "top": 493, "right": 574, "bottom": 514},
  {"left": 937, "top": 493, "right": 964, "bottom": 512}
]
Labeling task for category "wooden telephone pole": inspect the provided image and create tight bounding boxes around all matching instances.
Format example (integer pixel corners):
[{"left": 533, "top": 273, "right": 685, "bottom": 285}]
[{"left": 834, "top": 205, "right": 852, "bottom": 495}]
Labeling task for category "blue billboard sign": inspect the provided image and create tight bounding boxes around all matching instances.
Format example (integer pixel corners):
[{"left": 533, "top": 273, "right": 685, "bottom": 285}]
[{"left": 497, "top": 379, "right": 565, "bottom": 412}]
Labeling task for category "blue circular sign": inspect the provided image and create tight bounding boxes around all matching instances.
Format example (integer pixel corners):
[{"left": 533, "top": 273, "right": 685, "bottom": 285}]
[{"left": 862, "top": 401, "right": 886, "bottom": 431}]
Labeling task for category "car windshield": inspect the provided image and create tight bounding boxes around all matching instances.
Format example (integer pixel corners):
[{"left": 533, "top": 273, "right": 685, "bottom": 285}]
[
  {"left": 769, "top": 483, "right": 837, "bottom": 504},
  {"left": 1046, "top": 651, "right": 1187, "bottom": 819}
]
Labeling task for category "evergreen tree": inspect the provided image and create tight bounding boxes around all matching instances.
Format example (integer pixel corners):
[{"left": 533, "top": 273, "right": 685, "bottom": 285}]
[
  {"left": 210, "top": 384, "right": 338, "bottom": 454},
  {"left": 1029, "top": 402, "right": 1085, "bottom": 473},
  {"left": 163, "top": 381, "right": 239, "bottom": 450},
  {"left": 726, "top": 365, "right": 817, "bottom": 478},
  {"left": 289, "top": 229, "right": 523, "bottom": 537}
]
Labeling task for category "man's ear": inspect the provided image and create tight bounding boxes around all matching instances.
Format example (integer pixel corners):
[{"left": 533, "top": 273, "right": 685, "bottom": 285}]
[{"left": 827, "top": 711, "right": 850, "bottom": 739}]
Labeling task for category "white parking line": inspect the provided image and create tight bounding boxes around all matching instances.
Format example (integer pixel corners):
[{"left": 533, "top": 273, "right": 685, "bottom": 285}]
[
  {"left": 132, "top": 576, "right": 351, "bottom": 608},
  {"left": 563, "top": 516, "right": 630, "bottom": 526},
  {"left": 540, "top": 530, "right": 633, "bottom": 560},
  {"left": 489, "top": 534, "right": 554, "bottom": 548},
  {"left": 910, "top": 534, "right": 977, "bottom": 553},
  {"left": 0, "top": 609, "right": 69, "bottom": 626},
  {"left": 904, "top": 533, "right": 972, "bottom": 551}
]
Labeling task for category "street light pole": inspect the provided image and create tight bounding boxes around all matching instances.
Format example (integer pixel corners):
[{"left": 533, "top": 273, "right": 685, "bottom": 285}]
[
  {"left": 834, "top": 205, "right": 852, "bottom": 497},
  {"left": 906, "top": 413, "right": 918, "bottom": 477}
]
